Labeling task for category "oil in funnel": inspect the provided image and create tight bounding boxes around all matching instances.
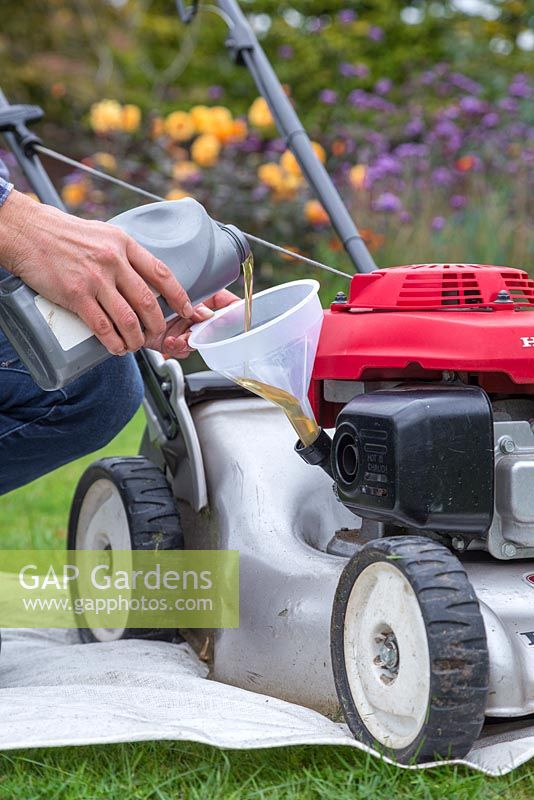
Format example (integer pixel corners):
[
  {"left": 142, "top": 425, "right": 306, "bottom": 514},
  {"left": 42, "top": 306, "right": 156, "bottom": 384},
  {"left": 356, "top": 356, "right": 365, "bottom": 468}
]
[{"left": 189, "top": 280, "right": 323, "bottom": 446}]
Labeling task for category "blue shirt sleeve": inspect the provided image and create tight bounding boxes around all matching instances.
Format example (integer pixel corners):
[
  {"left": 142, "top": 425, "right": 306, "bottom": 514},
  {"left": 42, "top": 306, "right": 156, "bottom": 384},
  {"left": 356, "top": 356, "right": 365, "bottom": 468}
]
[
  {"left": 0, "top": 158, "right": 9, "bottom": 182},
  {"left": 0, "top": 176, "right": 13, "bottom": 209},
  {"left": 0, "top": 159, "right": 13, "bottom": 209}
]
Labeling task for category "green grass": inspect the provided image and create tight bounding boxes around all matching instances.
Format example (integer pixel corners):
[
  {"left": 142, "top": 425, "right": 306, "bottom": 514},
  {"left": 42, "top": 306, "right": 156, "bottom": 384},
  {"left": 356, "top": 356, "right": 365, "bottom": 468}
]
[{"left": 0, "top": 412, "right": 532, "bottom": 798}]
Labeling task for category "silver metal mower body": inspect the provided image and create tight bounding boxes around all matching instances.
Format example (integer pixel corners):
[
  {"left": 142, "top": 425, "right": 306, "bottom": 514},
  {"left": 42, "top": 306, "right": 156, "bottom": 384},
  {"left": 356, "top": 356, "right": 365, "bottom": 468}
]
[{"left": 140, "top": 352, "right": 534, "bottom": 720}]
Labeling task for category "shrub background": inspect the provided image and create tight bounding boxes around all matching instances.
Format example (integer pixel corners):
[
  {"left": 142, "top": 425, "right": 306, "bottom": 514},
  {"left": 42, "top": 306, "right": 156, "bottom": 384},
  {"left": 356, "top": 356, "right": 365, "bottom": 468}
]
[{"left": 0, "top": 1, "right": 531, "bottom": 296}]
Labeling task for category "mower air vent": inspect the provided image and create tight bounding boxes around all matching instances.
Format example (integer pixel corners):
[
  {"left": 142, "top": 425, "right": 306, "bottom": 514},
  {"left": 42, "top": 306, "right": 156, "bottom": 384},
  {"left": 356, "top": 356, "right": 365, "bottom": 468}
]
[
  {"left": 398, "top": 264, "right": 483, "bottom": 307},
  {"left": 344, "top": 263, "right": 534, "bottom": 312}
]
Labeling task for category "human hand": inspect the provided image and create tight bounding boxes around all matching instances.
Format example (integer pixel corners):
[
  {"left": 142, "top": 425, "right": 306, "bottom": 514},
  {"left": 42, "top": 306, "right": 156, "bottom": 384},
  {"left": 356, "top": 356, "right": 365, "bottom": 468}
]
[
  {"left": 0, "top": 190, "right": 194, "bottom": 355},
  {"left": 162, "top": 289, "right": 240, "bottom": 359}
]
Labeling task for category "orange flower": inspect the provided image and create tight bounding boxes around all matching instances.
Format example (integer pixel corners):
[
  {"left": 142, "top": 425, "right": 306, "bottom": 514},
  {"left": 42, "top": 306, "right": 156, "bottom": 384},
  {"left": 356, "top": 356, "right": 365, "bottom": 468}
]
[
  {"left": 191, "top": 134, "right": 221, "bottom": 167},
  {"left": 360, "top": 228, "right": 385, "bottom": 252},
  {"left": 281, "top": 142, "right": 326, "bottom": 176},
  {"left": 61, "top": 181, "right": 88, "bottom": 207},
  {"left": 151, "top": 116, "right": 165, "bottom": 139},
  {"left": 349, "top": 164, "right": 367, "bottom": 189},
  {"left": 456, "top": 155, "right": 476, "bottom": 172},
  {"left": 274, "top": 172, "right": 303, "bottom": 201},
  {"left": 328, "top": 237, "right": 343, "bottom": 252},
  {"left": 230, "top": 119, "right": 248, "bottom": 141},
  {"left": 166, "top": 189, "right": 189, "bottom": 201},
  {"left": 258, "top": 163, "right": 285, "bottom": 190},
  {"left": 332, "top": 139, "right": 346, "bottom": 157},
  {"left": 165, "top": 111, "right": 195, "bottom": 142},
  {"left": 279, "top": 245, "right": 304, "bottom": 261},
  {"left": 93, "top": 152, "right": 117, "bottom": 172},
  {"left": 190, "top": 105, "right": 212, "bottom": 132},
  {"left": 209, "top": 105, "right": 232, "bottom": 126},
  {"left": 248, "top": 97, "right": 274, "bottom": 128},
  {"left": 89, "top": 99, "right": 123, "bottom": 134},
  {"left": 172, "top": 161, "right": 200, "bottom": 182},
  {"left": 121, "top": 104, "right": 141, "bottom": 133},
  {"left": 51, "top": 82, "right": 66, "bottom": 99},
  {"left": 304, "top": 199, "right": 329, "bottom": 226}
]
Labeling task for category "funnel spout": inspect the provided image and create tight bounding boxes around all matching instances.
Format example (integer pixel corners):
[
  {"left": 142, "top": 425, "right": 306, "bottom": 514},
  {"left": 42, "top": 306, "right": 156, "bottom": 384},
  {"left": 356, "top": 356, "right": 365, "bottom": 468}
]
[{"left": 295, "top": 429, "right": 333, "bottom": 479}]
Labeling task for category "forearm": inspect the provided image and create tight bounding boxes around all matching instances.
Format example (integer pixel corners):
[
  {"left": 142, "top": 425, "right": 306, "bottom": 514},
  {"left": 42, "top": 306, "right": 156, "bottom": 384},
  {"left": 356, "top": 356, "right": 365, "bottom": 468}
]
[{"left": 0, "top": 188, "right": 36, "bottom": 274}]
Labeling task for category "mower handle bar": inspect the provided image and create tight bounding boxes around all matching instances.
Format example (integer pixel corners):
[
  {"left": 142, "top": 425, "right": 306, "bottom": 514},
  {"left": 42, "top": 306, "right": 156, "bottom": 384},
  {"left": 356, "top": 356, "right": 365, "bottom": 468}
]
[{"left": 179, "top": 0, "right": 377, "bottom": 275}]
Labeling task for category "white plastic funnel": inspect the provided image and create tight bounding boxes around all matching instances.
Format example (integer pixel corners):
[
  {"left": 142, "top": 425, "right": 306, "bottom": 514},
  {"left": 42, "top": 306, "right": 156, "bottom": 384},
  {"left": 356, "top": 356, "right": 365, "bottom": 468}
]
[{"left": 189, "top": 280, "right": 323, "bottom": 440}]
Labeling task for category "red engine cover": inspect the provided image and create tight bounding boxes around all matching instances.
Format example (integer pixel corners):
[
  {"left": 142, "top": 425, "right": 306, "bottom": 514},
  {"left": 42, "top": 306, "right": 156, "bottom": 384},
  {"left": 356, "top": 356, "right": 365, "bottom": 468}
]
[{"left": 311, "top": 264, "right": 534, "bottom": 427}]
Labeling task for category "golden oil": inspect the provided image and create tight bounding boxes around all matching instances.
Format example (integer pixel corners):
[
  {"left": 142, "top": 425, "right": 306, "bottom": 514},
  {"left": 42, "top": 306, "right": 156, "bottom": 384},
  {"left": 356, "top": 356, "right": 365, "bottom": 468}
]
[
  {"left": 242, "top": 252, "right": 254, "bottom": 334},
  {"left": 234, "top": 377, "right": 319, "bottom": 447}
]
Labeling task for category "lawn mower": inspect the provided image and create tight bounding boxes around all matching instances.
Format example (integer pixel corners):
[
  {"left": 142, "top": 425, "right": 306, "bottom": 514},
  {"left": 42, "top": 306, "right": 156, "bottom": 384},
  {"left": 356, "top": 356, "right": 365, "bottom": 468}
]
[{"left": 1, "top": 0, "right": 533, "bottom": 766}]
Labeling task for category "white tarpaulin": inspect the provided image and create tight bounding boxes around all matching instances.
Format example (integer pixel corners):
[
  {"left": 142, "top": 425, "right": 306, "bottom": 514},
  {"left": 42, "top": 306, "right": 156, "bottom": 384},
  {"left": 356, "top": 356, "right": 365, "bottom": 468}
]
[{"left": 0, "top": 629, "right": 533, "bottom": 776}]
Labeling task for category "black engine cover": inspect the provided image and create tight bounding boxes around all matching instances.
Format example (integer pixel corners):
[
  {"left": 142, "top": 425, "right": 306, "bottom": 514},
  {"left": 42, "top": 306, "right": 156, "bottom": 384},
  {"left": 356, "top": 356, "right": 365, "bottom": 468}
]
[{"left": 331, "top": 385, "right": 494, "bottom": 536}]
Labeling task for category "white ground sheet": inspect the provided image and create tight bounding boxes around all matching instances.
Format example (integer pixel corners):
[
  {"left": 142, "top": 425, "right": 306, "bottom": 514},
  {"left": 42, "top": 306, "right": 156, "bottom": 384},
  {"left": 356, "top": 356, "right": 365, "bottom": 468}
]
[{"left": 0, "top": 629, "right": 533, "bottom": 776}]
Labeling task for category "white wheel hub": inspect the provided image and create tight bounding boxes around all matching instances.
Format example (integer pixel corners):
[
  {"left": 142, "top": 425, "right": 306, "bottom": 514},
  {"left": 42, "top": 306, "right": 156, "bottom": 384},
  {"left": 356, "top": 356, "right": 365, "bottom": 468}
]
[
  {"left": 74, "top": 478, "right": 133, "bottom": 642},
  {"left": 343, "top": 561, "right": 431, "bottom": 750}
]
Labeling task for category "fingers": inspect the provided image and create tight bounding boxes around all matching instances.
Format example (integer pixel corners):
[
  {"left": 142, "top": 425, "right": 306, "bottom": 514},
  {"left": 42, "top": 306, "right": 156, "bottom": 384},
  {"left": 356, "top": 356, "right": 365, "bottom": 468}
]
[
  {"left": 202, "top": 290, "right": 240, "bottom": 311},
  {"left": 73, "top": 298, "right": 127, "bottom": 356},
  {"left": 189, "top": 303, "right": 214, "bottom": 323},
  {"left": 116, "top": 269, "right": 166, "bottom": 348},
  {"left": 125, "top": 238, "right": 194, "bottom": 320},
  {"left": 163, "top": 331, "right": 193, "bottom": 359},
  {"left": 95, "top": 283, "right": 145, "bottom": 352}
]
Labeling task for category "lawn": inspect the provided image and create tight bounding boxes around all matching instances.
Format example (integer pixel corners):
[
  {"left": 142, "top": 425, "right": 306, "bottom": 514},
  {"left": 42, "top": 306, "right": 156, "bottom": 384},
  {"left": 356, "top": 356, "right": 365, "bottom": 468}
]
[{"left": 0, "top": 411, "right": 533, "bottom": 798}]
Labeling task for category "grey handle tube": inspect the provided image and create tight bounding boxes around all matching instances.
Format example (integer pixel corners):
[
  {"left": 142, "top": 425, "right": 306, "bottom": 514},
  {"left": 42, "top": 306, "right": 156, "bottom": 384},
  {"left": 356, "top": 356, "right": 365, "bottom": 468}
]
[
  {"left": 216, "top": 0, "right": 377, "bottom": 276},
  {"left": 0, "top": 90, "right": 64, "bottom": 209}
]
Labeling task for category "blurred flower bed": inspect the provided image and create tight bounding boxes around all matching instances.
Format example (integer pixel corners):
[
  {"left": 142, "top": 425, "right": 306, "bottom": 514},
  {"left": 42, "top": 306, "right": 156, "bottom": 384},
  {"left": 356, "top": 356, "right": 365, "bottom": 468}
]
[{"left": 18, "top": 64, "right": 534, "bottom": 296}]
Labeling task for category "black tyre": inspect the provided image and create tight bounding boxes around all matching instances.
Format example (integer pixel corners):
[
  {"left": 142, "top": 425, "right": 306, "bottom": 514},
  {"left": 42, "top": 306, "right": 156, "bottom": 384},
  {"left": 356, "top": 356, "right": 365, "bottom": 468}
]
[
  {"left": 331, "top": 535, "right": 489, "bottom": 764},
  {"left": 68, "top": 456, "right": 183, "bottom": 644}
]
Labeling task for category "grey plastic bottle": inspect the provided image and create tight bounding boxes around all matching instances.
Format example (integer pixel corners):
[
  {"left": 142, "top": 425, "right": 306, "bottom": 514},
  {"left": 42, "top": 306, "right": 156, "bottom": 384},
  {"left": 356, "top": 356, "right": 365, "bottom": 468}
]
[{"left": 0, "top": 198, "right": 250, "bottom": 390}]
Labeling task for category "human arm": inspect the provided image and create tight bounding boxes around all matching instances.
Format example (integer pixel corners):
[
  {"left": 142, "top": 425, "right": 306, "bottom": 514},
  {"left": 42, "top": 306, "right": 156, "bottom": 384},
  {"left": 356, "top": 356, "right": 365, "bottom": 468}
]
[{"left": 0, "top": 187, "right": 201, "bottom": 356}]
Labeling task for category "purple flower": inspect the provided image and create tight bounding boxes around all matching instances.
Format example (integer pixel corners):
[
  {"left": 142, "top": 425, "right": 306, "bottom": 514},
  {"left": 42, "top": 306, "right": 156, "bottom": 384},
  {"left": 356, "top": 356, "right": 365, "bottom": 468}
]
[
  {"left": 373, "top": 192, "right": 402, "bottom": 213},
  {"left": 499, "top": 97, "right": 518, "bottom": 113},
  {"left": 404, "top": 117, "right": 425, "bottom": 137},
  {"left": 64, "top": 171, "right": 85, "bottom": 185},
  {"left": 400, "top": 210, "right": 412, "bottom": 224},
  {"left": 482, "top": 112, "right": 499, "bottom": 128},
  {"left": 251, "top": 185, "right": 269, "bottom": 202},
  {"left": 375, "top": 154, "right": 402, "bottom": 175},
  {"left": 431, "top": 216, "right": 446, "bottom": 231},
  {"left": 240, "top": 135, "right": 262, "bottom": 153},
  {"left": 449, "top": 73, "right": 483, "bottom": 95},
  {"left": 208, "top": 85, "right": 224, "bottom": 100},
  {"left": 509, "top": 75, "right": 532, "bottom": 98},
  {"left": 368, "top": 25, "right": 384, "bottom": 41},
  {"left": 432, "top": 167, "right": 453, "bottom": 186},
  {"left": 459, "top": 96, "right": 486, "bottom": 114},
  {"left": 278, "top": 45, "right": 294, "bottom": 60},
  {"left": 450, "top": 194, "right": 467, "bottom": 210},
  {"left": 339, "top": 61, "right": 369, "bottom": 78},
  {"left": 308, "top": 17, "right": 324, "bottom": 33},
  {"left": 348, "top": 89, "right": 395, "bottom": 112},
  {"left": 338, "top": 9, "right": 357, "bottom": 24},
  {"left": 395, "top": 143, "right": 428, "bottom": 159},
  {"left": 442, "top": 104, "right": 460, "bottom": 119},
  {"left": 319, "top": 89, "right": 338, "bottom": 105},
  {"left": 374, "top": 78, "right": 392, "bottom": 95},
  {"left": 434, "top": 119, "right": 460, "bottom": 138},
  {"left": 265, "top": 137, "right": 286, "bottom": 154}
]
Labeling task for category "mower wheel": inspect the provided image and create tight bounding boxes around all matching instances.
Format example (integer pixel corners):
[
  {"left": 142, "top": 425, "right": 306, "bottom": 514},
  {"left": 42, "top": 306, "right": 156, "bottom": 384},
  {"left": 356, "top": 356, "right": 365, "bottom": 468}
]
[
  {"left": 68, "top": 456, "right": 183, "bottom": 645},
  {"left": 331, "top": 535, "right": 489, "bottom": 764}
]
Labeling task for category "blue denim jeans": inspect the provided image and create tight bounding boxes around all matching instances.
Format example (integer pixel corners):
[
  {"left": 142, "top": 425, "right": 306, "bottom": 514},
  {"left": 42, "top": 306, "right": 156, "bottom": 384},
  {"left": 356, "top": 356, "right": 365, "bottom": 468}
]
[{"left": 0, "top": 329, "right": 144, "bottom": 495}]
